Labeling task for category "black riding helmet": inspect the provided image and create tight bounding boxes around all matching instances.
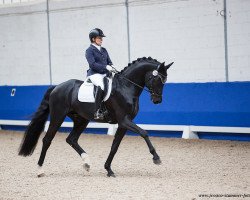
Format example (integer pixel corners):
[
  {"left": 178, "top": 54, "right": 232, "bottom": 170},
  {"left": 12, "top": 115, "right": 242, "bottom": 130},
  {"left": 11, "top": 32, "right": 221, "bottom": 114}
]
[{"left": 89, "top": 28, "right": 106, "bottom": 42}]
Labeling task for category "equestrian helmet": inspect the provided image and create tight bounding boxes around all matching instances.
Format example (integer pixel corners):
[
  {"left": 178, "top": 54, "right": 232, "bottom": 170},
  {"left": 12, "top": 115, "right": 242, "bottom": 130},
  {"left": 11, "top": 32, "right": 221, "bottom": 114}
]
[{"left": 89, "top": 28, "right": 106, "bottom": 42}]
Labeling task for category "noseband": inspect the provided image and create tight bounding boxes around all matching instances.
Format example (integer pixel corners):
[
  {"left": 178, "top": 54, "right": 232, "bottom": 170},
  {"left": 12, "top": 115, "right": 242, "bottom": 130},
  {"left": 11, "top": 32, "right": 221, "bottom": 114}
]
[
  {"left": 145, "top": 64, "right": 168, "bottom": 97},
  {"left": 145, "top": 74, "right": 163, "bottom": 98}
]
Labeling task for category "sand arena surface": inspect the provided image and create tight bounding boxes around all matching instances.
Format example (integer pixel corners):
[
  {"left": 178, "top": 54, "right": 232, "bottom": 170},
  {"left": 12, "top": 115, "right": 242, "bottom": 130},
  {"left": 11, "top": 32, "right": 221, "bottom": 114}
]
[{"left": 0, "top": 130, "right": 249, "bottom": 200}]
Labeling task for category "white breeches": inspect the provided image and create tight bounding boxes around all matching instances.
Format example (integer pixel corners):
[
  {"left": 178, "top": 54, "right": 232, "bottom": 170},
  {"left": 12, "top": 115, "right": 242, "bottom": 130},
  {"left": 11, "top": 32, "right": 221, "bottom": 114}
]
[{"left": 87, "top": 74, "right": 105, "bottom": 90}]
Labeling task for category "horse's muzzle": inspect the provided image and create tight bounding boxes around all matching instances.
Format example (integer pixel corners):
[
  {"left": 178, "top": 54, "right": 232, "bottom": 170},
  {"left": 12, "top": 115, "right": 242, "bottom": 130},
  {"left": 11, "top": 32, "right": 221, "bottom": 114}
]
[{"left": 151, "top": 95, "right": 162, "bottom": 104}]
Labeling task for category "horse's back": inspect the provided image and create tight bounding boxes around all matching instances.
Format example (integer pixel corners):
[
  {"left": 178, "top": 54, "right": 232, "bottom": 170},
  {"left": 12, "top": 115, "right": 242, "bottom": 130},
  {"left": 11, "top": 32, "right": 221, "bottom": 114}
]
[
  {"left": 52, "top": 79, "right": 83, "bottom": 92},
  {"left": 50, "top": 79, "right": 84, "bottom": 105}
]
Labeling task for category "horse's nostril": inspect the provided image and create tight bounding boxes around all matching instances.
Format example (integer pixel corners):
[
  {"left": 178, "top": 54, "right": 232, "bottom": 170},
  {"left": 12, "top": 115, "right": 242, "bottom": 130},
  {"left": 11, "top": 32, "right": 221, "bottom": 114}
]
[
  {"left": 153, "top": 99, "right": 161, "bottom": 104},
  {"left": 156, "top": 99, "right": 162, "bottom": 104}
]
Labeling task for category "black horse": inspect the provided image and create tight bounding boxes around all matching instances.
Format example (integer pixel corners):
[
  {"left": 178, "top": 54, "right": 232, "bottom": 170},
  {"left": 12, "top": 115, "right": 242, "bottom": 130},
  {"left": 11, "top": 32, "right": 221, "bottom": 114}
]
[{"left": 18, "top": 57, "right": 173, "bottom": 177}]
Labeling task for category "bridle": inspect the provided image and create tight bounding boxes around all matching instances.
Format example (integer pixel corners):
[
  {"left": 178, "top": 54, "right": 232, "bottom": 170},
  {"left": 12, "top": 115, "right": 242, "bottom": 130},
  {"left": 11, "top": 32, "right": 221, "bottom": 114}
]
[
  {"left": 111, "top": 65, "right": 166, "bottom": 98},
  {"left": 144, "top": 65, "right": 167, "bottom": 97}
]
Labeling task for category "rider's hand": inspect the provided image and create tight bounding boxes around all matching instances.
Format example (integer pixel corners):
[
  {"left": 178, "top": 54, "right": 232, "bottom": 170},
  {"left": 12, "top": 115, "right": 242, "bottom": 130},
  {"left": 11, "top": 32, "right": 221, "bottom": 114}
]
[
  {"left": 106, "top": 65, "right": 113, "bottom": 71},
  {"left": 111, "top": 65, "right": 120, "bottom": 73}
]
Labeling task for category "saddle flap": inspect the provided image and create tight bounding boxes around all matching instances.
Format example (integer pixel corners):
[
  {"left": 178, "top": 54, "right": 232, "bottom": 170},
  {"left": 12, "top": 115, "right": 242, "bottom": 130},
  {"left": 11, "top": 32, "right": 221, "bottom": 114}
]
[
  {"left": 78, "top": 83, "right": 95, "bottom": 103},
  {"left": 78, "top": 77, "right": 112, "bottom": 103}
]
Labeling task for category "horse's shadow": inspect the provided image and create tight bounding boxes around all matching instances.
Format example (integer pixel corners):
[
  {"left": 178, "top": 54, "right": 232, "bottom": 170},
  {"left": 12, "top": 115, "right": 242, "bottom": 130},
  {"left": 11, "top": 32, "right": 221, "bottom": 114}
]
[{"left": 33, "top": 167, "right": 165, "bottom": 179}]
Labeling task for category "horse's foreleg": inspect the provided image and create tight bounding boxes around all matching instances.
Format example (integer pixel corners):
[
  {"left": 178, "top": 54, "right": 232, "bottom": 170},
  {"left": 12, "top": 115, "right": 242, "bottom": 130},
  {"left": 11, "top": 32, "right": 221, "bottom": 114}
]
[
  {"left": 66, "top": 118, "right": 90, "bottom": 172},
  {"left": 104, "top": 127, "right": 126, "bottom": 177},
  {"left": 119, "top": 116, "right": 161, "bottom": 165},
  {"left": 143, "top": 135, "right": 161, "bottom": 164}
]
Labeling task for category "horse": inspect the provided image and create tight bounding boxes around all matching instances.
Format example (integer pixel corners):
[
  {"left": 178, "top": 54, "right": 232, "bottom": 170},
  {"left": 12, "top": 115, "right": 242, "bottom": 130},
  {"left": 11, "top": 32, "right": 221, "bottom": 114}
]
[{"left": 18, "top": 57, "right": 173, "bottom": 177}]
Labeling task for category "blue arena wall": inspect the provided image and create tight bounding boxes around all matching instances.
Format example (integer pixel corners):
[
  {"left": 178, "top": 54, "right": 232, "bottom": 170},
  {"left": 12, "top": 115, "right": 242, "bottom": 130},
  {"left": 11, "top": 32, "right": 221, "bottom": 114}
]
[
  {"left": 136, "top": 82, "right": 250, "bottom": 127},
  {"left": 0, "top": 82, "right": 250, "bottom": 141}
]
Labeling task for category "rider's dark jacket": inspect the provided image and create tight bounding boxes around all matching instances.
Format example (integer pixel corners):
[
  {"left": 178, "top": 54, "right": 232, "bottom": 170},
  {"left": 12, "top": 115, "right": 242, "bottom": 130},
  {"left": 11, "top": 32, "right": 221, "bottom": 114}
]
[{"left": 85, "top": 44, "right": 113, "bottom": 76}]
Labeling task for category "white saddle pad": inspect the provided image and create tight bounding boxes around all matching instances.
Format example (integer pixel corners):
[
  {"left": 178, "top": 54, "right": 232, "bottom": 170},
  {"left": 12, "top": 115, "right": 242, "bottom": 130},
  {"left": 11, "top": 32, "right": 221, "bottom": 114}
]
[{"left": 78, "top": 77, "right": 112, "bottom": 103}]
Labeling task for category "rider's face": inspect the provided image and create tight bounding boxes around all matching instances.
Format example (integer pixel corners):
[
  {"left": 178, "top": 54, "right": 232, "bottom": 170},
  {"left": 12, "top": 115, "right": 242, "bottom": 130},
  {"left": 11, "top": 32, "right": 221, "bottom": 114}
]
[{"left": 94, "top": 36, "right": 103, "bottom": 46}]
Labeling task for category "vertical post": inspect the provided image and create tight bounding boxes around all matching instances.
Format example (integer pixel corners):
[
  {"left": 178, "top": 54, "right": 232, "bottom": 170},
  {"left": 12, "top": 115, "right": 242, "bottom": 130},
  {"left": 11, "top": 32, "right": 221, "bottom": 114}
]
[
  {"left": 223, "top": 0, "right": 229, "bottom": 82},
  {"left": 46, "top": 0, "right": 52, "bottom": 85},
  {"left": 182, "top": 126, "right": 199, "bottom": 139},
  {"left": 107, "top": 124, "right": 118, "bottom": 136},
  {"left": 125, "top": 0, "right": 131, "bottom": 63}
]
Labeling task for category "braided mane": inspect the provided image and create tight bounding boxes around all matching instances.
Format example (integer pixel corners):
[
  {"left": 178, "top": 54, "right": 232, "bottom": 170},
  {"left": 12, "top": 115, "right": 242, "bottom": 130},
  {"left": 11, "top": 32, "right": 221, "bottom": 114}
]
[{"left": 118, "top": 57, "right": 161, "bottom": 74}]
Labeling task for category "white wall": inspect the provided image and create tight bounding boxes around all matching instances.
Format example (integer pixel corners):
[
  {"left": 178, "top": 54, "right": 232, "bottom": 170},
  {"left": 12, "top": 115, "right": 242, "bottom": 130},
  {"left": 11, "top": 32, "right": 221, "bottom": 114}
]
[
  {"left": 48, "top": 0, "right": 128, "bottom": 84},
  {"left": 0, "top": 2, "right": 50, "bottom": 85},
  {"left": 0, "top": 0, "right": 249, "bottom": 85},
  {"left": 227, "top": 0, "right": 250, "bottom": 81},
  {"left": 129, "top": 0, "right": 225, "bottom": 82}
]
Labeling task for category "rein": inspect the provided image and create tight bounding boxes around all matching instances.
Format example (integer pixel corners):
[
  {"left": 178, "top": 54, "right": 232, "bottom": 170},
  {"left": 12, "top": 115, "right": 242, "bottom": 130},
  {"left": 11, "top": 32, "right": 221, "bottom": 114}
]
[
  {"left": 111, "top": 66, "right": 162, "bottom": 97},
  {"left": 120, "top": 75, "right": 152, "bottom": 93}
]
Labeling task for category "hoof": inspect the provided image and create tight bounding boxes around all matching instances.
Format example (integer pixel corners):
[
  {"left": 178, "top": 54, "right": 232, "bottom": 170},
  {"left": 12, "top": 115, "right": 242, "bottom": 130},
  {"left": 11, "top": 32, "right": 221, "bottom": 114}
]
[
  {"left": 107, "top": 170, "right": 116, "bottom": 177},
  {"left": 81, "top": 153, "right": 91, "bottom": 172},
  {"left": 37, "top": 166, "right": 45, "bottom": 177},
  {"left": 153, "top": 158, "right": 162, "bottom": 165},
  {"left": 83, "top": 163, "right": 90, "bottom": 172},
  {"left": 37, "top": 173, "right": 45, "bottom": 178},
  {"left": 107, "top": 172, "right": 116, "bottom": 178}
]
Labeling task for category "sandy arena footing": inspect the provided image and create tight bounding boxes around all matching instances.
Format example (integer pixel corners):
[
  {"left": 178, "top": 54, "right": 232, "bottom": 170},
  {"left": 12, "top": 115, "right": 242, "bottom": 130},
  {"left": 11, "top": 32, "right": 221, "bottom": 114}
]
[{"left": 0, "top": 130, "right": 249, "bottom": 200}]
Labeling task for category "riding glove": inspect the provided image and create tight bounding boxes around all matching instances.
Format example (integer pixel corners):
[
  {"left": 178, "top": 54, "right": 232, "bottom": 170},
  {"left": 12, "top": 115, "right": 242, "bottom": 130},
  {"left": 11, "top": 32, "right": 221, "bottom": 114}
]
[{"left": 106, "top": 65, "right": 113, "bottom": 71}]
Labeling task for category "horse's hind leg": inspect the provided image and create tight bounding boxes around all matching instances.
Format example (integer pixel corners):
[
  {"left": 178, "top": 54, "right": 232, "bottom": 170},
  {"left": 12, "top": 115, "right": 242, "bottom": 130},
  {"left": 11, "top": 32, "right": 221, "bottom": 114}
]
[
  {"left": 37, "top": 111, "right": 67, "bottom": 177},
  {"left": 66, "top": 114, "right": 90, "bottom": 171}
]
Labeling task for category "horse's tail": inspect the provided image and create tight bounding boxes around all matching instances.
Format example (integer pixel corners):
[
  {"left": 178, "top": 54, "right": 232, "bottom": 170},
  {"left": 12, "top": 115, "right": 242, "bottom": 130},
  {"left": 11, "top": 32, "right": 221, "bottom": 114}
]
[{"left": 18, "top": 86, "right": 56, "bottom": 156}]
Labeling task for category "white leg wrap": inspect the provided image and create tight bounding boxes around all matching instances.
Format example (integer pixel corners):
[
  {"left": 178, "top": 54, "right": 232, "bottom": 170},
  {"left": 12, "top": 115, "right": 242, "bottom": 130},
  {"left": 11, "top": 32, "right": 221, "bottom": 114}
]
[
  {"left": 81, "top": 153, "right": 90, "bottom": 164},
  {"left": 81, "top": 153, "right": 91, "bottom": 172}
]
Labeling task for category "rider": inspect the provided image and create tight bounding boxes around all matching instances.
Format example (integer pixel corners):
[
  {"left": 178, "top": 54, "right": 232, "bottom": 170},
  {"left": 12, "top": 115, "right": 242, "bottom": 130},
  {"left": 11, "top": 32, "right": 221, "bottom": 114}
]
[{"left": 85, "top": 28, "right": 113, "bottom": 120}]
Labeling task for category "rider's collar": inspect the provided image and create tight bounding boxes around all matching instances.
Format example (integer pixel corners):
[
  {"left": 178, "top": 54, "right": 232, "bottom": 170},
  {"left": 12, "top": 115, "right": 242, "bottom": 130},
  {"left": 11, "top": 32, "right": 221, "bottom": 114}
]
[{"left": 91, "top": 43, "right": 101, "bottom": 51}]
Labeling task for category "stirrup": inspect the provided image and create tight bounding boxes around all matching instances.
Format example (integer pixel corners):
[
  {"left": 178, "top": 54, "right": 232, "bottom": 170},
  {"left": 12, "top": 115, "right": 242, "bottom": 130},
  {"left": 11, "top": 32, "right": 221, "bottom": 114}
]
[{"left": 94, "top": 110, "right": 104, "bottom": 120}]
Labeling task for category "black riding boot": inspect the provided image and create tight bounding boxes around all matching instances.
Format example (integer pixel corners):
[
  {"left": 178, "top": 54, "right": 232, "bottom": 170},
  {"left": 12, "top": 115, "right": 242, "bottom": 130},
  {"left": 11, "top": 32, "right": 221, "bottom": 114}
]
[{"left": 94, "top": 86, "right": 105, "bottom": 120}]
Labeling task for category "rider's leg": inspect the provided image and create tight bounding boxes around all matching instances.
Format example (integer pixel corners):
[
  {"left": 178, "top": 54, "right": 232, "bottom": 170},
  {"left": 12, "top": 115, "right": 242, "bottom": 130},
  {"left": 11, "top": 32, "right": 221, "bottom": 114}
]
[
  {"left": 88, "top": 74, "right": 106, "bottom": 120},
  {"left": 94, "top": 86, "right": 104, "bottom": 120}
]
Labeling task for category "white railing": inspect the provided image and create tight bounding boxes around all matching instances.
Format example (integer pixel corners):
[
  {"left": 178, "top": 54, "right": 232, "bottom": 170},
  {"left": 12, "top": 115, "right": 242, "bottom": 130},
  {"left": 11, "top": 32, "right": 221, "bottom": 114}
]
[{"left": 0, "top": 120, "right": 249, "bottom": 139}]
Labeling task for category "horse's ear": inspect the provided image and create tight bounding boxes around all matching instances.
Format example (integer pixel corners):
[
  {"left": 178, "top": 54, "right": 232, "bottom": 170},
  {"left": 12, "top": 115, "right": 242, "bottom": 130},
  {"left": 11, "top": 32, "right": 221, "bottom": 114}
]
[
  {"left": 165, "top": 62, "right": 174, "bottom": 70},
  {"left": 157, "top": 62, "right": 165, "bottom": 71}
]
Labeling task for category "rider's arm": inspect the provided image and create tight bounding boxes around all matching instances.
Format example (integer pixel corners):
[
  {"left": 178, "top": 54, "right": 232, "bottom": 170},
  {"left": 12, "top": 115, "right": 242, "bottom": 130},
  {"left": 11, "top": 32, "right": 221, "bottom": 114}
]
[
  {"left": 85, "top": 49, "right": 108, "bottom": 74},
  {"left": 106, "top": 50, "right": 113, "bottom": 66}
]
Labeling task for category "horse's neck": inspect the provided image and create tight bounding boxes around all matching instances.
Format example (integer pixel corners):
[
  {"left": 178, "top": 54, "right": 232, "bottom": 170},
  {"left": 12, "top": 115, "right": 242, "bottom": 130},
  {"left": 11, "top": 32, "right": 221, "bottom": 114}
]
[
  {"left": 114, "top": 63, "right": 151, "bottom": 97},
  {"left": 113, "top": 75, "right": 143, "bottom": 97},
  {"left": 123, "top": 63, "right": 150, "bottom": 87}
]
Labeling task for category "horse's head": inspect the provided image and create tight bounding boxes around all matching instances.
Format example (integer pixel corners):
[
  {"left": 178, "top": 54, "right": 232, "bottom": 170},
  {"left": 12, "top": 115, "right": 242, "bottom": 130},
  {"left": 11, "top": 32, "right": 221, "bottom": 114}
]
[{"left": 145, "top": 62, "right": 173, "bottom": 104}]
